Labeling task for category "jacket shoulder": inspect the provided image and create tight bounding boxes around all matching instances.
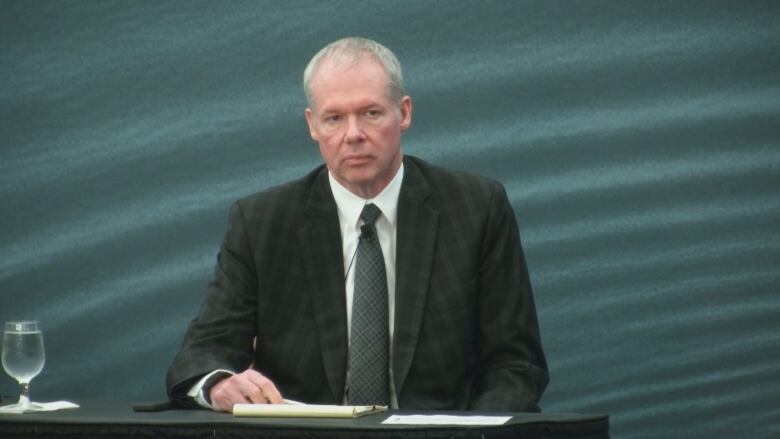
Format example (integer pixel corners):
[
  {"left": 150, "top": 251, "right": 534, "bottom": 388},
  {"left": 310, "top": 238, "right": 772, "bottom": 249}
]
[
  {"left": 404, "top": 155, "right": 505, "bottom": 206},
  {"left": 234, "top": 164, "right": 327, "bottom": 214}
]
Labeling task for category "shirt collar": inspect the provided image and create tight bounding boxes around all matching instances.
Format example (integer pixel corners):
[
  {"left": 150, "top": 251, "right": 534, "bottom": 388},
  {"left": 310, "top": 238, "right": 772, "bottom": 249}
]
[{"left": 328, "top": 163, "right": 404, "bottom": 228}]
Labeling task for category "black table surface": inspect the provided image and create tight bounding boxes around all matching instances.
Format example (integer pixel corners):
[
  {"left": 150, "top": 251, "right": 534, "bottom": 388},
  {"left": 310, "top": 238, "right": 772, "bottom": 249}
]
[{"left": 0, "top": 400, "right": 609, "bottom": 439}]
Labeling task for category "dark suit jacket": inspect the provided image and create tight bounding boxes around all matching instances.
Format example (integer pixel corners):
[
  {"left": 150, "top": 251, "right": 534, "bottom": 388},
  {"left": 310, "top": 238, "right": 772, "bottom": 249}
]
[{"left": 167, "top": 155, "right": 548, "bottom": 411}]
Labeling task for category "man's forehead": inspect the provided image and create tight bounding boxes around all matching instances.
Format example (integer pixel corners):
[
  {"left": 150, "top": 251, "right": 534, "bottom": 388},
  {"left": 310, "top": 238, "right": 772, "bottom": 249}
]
[
  {"left": 309, "top": 57, "right": 391, "bottom": 110},
  {"left": 311, "top": 55, "right": 387, "bottom": 86}
]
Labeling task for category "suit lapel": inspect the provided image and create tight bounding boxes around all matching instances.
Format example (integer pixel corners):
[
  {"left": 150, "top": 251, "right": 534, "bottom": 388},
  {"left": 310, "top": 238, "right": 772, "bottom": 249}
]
[
  {"left": 393, "top": 157, "right": 439, "bottom": 396},
  {"left": 297, "top": 168, "right": 348, "bottom": 402}
]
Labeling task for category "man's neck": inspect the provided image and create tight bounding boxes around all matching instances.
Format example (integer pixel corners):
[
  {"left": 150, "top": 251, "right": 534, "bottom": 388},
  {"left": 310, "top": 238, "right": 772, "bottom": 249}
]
[{"left": 329, "top": 163, "right": 404, "bottom": 205}]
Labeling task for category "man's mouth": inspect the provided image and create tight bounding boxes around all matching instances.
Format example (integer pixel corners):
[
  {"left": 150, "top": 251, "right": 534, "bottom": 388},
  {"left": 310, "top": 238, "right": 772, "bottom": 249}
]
[{"left": 343, "top": 154, "right": 372, "bottom": 166}]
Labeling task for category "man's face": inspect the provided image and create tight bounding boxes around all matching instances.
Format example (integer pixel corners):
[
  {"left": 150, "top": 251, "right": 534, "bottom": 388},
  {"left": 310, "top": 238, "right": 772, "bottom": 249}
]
[{"left": 305, "top": 56, "right": 412, "bottom": 199}]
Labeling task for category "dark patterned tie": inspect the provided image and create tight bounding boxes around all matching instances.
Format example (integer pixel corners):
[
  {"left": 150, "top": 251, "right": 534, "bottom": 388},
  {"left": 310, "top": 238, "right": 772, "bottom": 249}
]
[{"left": 348, "top": 203, "right": 389, "bottom": 405}]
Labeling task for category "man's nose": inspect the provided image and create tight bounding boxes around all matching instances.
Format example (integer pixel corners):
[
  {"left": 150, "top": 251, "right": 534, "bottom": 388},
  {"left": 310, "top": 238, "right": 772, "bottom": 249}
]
[{"left": 344, "top": 115, "right": 365, "bottom": 143}]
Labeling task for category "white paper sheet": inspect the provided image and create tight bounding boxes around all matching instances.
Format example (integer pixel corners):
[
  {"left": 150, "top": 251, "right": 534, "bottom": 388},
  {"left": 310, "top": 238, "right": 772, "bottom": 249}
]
[
  {"left": 382, "top": 414, "right": 511, "bottom": 425},
  {"left": 0, "top": 400, "right": 79, "bottom": 414}
]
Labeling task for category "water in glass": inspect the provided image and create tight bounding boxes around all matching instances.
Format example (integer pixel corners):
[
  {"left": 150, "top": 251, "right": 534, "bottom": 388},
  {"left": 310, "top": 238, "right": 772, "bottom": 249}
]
[{"left": 2, "top": 321, "right": 45, "bottom": 410}]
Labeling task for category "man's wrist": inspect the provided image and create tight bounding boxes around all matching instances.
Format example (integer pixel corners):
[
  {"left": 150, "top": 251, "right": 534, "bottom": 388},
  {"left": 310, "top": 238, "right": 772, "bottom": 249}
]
[
  {"left": 202, "top": 371, "right": 232, "bottom": 404},
  {"left": 187, "top": 370, "right": 234, "bottom": 408}
]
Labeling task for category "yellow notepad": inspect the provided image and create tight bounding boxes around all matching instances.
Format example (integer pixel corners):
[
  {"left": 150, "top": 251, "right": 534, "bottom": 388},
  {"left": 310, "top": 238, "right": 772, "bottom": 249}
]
[{"left": 232, "top": 403, "right": 387, "bottom": 418}]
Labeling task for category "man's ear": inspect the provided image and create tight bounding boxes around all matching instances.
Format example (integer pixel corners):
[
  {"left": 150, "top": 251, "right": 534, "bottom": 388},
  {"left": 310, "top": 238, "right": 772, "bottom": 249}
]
[
  {"left": 304, "top": 108, "right": 318, "bottom": 141},
  {"left": 399, "top": 96, "right": 413, "bottom": 132}
]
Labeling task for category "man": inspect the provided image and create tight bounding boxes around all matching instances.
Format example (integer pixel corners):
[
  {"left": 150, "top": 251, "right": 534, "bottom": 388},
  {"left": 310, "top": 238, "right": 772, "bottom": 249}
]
[{"left": 167, "top": 37, "right": 548, "bottom": 412}]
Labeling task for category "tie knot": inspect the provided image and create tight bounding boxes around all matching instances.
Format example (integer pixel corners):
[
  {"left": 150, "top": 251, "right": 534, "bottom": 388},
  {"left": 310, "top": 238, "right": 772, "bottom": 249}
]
[{"left": 360, "top": 203, "right": 382, "bottom": 226}]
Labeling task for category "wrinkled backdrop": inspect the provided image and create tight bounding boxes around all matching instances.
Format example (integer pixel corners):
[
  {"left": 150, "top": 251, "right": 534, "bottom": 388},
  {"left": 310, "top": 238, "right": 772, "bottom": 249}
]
[{"left": 1, "top": 1, "right": 778, "bottom": 438}]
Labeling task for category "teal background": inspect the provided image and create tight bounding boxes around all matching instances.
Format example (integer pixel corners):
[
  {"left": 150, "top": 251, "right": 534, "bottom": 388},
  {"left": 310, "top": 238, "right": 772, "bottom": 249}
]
[{"left": 1, "top": 1, "right": 778, "bottom": 437}]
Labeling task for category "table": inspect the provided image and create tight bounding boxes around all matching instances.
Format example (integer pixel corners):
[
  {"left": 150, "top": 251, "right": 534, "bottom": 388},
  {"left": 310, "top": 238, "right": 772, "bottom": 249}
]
[{"left": 0, "top": 400, "right": 609, "bottom": 438}]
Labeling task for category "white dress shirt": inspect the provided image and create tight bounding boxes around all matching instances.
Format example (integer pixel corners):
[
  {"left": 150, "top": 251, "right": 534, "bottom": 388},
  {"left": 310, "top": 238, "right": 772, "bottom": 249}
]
[{"left": 190, "top": 163, "right": 404, "bottom": 409}]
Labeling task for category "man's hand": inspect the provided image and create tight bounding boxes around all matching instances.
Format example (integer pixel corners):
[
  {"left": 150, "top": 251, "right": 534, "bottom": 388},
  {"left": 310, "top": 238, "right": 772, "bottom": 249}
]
[{"left": 208, "top": 369, "right": 284, "bottom": 412}]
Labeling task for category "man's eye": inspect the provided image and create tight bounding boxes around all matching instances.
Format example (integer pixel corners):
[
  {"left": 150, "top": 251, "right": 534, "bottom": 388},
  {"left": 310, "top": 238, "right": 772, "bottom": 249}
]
[
  {"left": 365, "top": 110, "right": 381, "bottom": 118},
  {"left": 324, "top": 115, "right": 341, "bottom": 124}
]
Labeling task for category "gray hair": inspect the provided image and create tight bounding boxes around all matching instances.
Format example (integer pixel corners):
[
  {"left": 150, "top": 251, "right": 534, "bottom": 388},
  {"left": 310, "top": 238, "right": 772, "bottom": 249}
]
[{"left": 303, "top": 37, "right": 405, "bottom": 109}]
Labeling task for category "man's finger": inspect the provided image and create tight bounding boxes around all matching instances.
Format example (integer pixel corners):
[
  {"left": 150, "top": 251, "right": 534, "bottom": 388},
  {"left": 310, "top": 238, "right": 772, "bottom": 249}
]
[
  {"left": 239, "top": 378, "right": 269, "bottom": 405},
  {"left": 245, "top": 370, "right": 284, "bottom": 404}
]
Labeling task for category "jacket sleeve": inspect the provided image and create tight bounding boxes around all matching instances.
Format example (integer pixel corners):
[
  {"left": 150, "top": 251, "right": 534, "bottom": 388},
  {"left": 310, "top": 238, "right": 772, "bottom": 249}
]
[
  {"left": 469, "top": 182, "right": 549, "bottom": 412},
  {"left": 166, "top": 201, "right": 258, "bottom": 405}
]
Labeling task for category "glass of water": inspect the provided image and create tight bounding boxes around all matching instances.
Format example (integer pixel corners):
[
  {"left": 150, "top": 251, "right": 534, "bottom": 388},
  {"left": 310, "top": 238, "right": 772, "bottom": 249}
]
[{"left": 2, "top": 321, "right": 45, "bottom": 411}]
